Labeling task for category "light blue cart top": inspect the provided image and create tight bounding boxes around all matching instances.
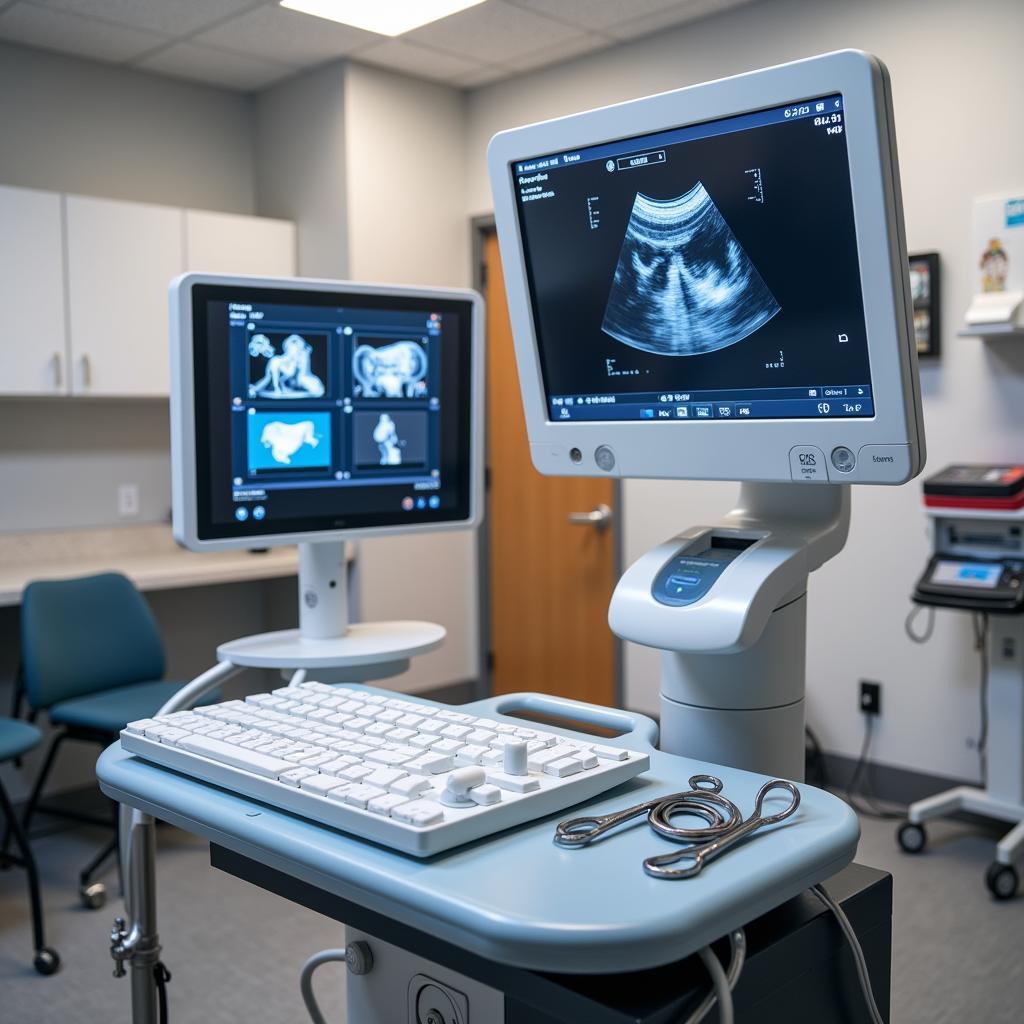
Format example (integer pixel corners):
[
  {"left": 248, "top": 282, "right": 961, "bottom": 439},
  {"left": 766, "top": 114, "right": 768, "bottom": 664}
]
[{"left": 97, "top": 688, "right": 859, "bottom": 974}]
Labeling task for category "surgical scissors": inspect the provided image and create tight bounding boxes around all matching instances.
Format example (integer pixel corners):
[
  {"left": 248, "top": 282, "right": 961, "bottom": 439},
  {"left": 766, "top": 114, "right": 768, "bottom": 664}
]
[{"left": 554, "top": 774, "right": 801, "bottom": 879}]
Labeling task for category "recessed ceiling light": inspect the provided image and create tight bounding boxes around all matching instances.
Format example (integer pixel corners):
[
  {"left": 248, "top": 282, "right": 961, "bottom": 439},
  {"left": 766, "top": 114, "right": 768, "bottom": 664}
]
[{"left": 280, "top": 0, "right": 487, "bottom": 37}]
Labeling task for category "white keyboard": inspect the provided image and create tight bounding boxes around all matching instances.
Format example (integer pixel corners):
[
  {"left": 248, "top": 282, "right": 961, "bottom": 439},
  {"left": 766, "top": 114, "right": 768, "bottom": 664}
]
[{"left": 120, "top": 682, "right": 650, "bottom": 856}]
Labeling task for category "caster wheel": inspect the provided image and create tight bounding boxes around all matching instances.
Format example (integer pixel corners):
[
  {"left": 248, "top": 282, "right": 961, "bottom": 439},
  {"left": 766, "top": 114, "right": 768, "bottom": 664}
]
[
  {"left": 80, "top": 882, "right": 106, "bottom": 910},
  {"left": 33, "top": 947, "right": 61, "bottom": 975},
  {"left": 897, "top": 821, "right": 926, "bottom": 854},
  {"left": 985, "top": 862, "right": 1019, "bottom": 901}
]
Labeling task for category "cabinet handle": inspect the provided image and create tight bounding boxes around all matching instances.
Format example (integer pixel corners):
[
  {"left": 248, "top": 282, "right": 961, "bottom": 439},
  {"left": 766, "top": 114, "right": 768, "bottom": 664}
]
[
  {"left": 51, "top": 352, "right": 62, "bottom": 389},
  {"left": 80, "top": 353, "right": 92, "bottom": 388}
]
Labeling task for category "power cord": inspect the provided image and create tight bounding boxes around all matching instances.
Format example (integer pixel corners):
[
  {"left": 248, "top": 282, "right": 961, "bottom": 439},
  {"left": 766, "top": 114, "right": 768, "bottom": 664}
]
[
  {"left": 301, "top": 948, "right": 347, "bottom": 1024},
  {"left": 811, "top": 883, "right": 886, "bottom": 1024},
  {"left": 971, "top": 611, "right": 990, "bottom": 783},
  {"left": 843, "top": 715, "right": 904, "bottom": 821},
  {"left": 680, "top": 929, "right": 746, "bottom": 1024},
  {"left": 904, "top": 603, "right": 935, "bottom": 643}
]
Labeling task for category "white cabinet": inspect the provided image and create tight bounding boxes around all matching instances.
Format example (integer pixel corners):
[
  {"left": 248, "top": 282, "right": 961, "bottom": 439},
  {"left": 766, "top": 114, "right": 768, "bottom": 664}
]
[
  {"left": 0, "top": 185, "right": 67, "bottom": 395},
  {"left": 185, "top": 209, "right": 296, "bottom": 277},
  {"left": 65, "top": 195, "right": 183, "bottom": 397}
]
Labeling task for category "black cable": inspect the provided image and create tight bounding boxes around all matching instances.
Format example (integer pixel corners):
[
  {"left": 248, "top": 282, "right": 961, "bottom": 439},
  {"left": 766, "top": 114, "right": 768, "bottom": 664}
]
[
  {"left": 971, "top": 612, "right": 989, "bottom": 784},
  {"left": 804, "top": 725, "right": 829, "bottom": 789},
  {"left": 154, "top": 961, "right": 171, "bottom": 1023},
  {"left": 842, "top": 715, "right": 905, "bottom": 821}
]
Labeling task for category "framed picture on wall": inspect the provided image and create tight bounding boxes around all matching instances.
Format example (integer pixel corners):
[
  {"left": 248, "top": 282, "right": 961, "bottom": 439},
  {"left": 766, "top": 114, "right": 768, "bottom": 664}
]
[{"left": 908, "top": 251, "right": 940, "bottom": 357}]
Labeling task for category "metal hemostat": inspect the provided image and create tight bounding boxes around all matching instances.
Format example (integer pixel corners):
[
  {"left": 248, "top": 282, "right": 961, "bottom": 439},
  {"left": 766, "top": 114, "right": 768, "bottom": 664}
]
[{"left": 554, "top": 774, "right": 801, "bottom": 879}]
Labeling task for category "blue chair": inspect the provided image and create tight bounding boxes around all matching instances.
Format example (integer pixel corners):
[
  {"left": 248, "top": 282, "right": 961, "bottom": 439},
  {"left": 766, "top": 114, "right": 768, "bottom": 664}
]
[
  {"left": 16, "top": 572, "right": 216, "bottom": 908},
  {"left": 0, "top": 717, "right": 60, "bottom": 974}
]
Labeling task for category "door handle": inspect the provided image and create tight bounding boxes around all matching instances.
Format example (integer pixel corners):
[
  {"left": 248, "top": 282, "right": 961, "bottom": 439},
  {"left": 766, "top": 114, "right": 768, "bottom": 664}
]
[
  {"left": 568, "top": 503, "right": 613, "bottom": 531},
  {"left": 51, "top": 352, "right": 62, "bottom": 390},
  {"left": 80, "top": 353, "right": 91, "bottom": 389}
]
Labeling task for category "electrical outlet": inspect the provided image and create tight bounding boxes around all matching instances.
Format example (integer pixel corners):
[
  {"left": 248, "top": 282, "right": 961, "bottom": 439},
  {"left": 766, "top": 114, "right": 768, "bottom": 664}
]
[
  {"left": 118, "top": 483, "right": 140, "bottom": 518},
  {"left": 859, "top": 680, "right": 881, "bottom": 716}
]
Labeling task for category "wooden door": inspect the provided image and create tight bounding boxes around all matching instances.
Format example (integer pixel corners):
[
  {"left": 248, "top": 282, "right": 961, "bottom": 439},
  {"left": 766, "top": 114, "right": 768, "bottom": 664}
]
[{"left": 483, "top": 231, "right": 617, "bottom": 706}]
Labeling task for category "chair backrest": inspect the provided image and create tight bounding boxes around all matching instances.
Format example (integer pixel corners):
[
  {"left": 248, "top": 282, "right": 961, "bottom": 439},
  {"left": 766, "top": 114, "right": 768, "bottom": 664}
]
[{"left": 20, "top": 573, "right": 165, "bottom": 711}]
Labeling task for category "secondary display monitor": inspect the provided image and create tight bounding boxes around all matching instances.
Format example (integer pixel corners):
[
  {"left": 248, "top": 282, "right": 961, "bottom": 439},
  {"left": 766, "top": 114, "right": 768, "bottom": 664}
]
[
  {"left": 170, "top": 275, "right": 483, "bottom": 550},
  {"left": 488, "top": 50, "right": 925, "bottom": 484}
]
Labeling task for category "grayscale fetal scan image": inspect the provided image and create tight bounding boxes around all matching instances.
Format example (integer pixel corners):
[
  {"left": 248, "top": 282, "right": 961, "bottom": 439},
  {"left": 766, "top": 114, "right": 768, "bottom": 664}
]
[{"left": 602, "top": 183, "right": 781, "bottom": 357}]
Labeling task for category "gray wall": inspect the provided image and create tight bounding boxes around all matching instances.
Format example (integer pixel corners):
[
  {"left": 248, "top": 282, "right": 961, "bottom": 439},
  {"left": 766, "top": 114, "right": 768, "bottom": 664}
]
[
  {"left": 255, "top": 61, "right": 350, "bottom": 279},
  {"left": 0, "top": 41, "right": 256, "bottom": 213},
  {"left": 0, "top": 42, "right": 262, "bottom": 536},
  {"left": 464, "top": 0, "right": 1024, "bottom": 784}
]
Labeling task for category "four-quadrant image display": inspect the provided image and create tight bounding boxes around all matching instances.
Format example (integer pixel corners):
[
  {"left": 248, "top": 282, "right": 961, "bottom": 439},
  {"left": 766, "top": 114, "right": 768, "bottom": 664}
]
[
  {"left": 248, "top": 331, "right": 329, "bottom": 399},
  {"left": 353, "top": 338, "right": 429, "bottom": 398},
  {"left": 247, "top": 411, "right": 331, "bottom": 471},
  {"left": 353, "top": 411, "right": 429, "bottom": 469},
  {"left": 603, "top": 183, "right": 780, "bottom": 357}
]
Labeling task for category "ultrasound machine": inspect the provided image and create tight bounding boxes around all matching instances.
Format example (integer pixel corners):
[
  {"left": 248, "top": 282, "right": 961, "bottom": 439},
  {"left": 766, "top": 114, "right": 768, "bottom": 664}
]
[{"left": 100, "top": 49, "right": 923, "bottom": 1024}]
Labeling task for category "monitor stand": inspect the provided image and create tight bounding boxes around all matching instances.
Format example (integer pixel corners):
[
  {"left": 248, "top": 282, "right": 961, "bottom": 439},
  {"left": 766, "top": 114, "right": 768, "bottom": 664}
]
[
  {"left": 610, "top": 482, "right": 850, "bottom": 780},
  {"left": 216, "top": 540, "right": 446, "bottom": 683}
]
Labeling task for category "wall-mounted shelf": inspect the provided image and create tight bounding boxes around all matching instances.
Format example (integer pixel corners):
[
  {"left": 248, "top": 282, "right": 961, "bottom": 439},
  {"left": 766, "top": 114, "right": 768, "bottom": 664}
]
[{"left": 957, "top": 323, "right": 1024, "bottom": 339}]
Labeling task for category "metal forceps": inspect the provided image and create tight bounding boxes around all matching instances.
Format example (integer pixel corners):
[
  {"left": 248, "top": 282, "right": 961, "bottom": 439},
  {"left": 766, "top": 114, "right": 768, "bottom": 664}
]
[{"left": 554, "top": 774, "right": 801, "bottom": 880}]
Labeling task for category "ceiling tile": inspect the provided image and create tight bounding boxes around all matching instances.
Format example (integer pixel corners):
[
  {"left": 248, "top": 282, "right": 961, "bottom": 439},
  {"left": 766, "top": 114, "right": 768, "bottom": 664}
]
[
  {"left": 504, "top": 30, "right": 611, "bottom": 72},
  {"left": 194, "top": 3, "right": 379, "bottom": 65},
  {"left": 405, "top": 0, "right": 589, "bottom": 66},
  {"left": 603, "top": 0, "right": 753, "bottom": 40},
  {"left": 0, "top": 2, "right": 168, "bottom": 62},
  {"left": 136, "top": 40, "right": 295, "bottom": 91},
  {"left": 34, "top": 0, "right": 260, "bottom": 37},
  {"left": 450, "top": 63, "right": 516, "bottom": 89},
  {"left": 354, "top": 39, "right": 487, "bottom": 84},
  {"left": 506, "top": 0, "right": 687, "bottom": 31}
]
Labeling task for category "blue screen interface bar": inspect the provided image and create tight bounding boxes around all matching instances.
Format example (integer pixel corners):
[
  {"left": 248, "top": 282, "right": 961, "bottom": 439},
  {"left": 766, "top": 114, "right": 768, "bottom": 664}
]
[{"left": 515, "top": 95, "right": 844, "bottom": 176}]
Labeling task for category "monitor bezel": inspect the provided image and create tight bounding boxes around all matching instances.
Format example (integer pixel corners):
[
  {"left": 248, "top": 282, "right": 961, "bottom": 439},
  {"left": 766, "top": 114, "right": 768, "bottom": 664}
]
[
  {"left": 170, "top": 272, "right": 484, "bottom": 552},
  {"left": 487, "top": 49, "right": 925, "bottom": 485}
]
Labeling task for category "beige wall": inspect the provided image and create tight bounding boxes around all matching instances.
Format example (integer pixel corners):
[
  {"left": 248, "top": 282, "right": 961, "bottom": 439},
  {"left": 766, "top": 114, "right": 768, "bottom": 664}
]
[
  {"left": 342, "top": 63, "right": 479, "bottom": 693},
  {"left": 465, "top": 0, "right": 1024, "bottom": 781}
]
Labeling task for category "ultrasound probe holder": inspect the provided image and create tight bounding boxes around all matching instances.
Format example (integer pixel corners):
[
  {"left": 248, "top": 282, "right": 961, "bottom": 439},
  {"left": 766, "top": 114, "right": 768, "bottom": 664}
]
[{"left": 611, "top": 482, "right": 849, "bottom": 780}]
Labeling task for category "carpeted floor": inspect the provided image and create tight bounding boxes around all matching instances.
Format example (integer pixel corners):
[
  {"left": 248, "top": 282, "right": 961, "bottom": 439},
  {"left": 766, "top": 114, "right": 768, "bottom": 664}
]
[{"left": 1, "top": 810, "right": 1021, "bottom": 1022}]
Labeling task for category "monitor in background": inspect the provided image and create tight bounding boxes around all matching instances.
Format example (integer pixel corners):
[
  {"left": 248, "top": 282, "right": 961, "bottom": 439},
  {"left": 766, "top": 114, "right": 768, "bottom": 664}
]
[
  {"left": 488, "top": 48, "right": 925, "bottom": 485},
  {"left": 170, "top": 275, "right": 483, "bottom": 551}
]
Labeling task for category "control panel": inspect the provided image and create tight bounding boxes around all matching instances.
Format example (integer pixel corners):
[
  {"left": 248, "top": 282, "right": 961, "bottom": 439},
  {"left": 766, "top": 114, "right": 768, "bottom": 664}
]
[
  {"left": 915, "top": 555, "right": 1024, "bottom": 613},
  {"left": 652, "top": 536, "right": 756, "bottom": 607}
]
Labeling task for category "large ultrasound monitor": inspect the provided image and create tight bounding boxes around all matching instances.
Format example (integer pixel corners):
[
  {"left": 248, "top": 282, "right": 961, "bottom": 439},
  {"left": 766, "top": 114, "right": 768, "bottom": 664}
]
[
  {"left": 170, "top": 274, "right": 483, "bottom": 550},
  {"left": 488, "top": 49, "right": 925, "bottom": 485}
]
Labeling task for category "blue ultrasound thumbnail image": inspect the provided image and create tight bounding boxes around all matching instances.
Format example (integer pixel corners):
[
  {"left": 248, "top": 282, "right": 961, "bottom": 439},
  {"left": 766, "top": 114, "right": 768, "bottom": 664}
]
[
  {"left": 247, "top": 411, "right": 332, "bottom": 472},
  {"left": 602, "top": 182, "right": 780, "bottom": 356}
]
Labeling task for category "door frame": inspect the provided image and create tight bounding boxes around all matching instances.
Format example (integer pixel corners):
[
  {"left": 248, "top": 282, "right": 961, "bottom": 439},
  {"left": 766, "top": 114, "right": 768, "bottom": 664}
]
[{"left": 471, "top": 215, "right": 625, "bottom": 708}]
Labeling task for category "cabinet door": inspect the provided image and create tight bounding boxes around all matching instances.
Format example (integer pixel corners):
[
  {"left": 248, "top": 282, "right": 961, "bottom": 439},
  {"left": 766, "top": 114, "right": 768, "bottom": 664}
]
[
  {"left": 0, "top": 185, "right": 68, "bottom": 395},
  {"left": 184, "top": 210, "right": 296, "bottom": 277},
  {"left": 65, "top": 195, "right": 183, "bottom": 396}
]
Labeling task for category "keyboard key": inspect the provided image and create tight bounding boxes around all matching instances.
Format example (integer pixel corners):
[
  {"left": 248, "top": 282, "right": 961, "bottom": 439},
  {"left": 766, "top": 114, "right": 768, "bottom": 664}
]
[
  {"left": 385, "top": 728, "right": 417, "bottom": 743},
  {"left": 485, "top": 771, "right": 540, "bottom": 794},
  {"left": 363, "top": 767, "right": 407, "bottom": 789},
  {"left": 299, "top": 752, "right": 335, "bottom": 768},
  {"left": 279, "top": 767, "right": 317, "bottom": 787},
  {"left": 591, "top": 744, "right": 629, "bottom": 761},
  {"left": 364, "top": 722, "right": 393, "bottom": 737},
  {"left": 432, "top": 738, "right": 465, "bottom": 755},
  {"left": 178, "top": 734, "right": 293, "bottom": 778},
  {"left": 405, "top": 753, "right": 454, "bottom": 775},
  {"left": 469, "top": 784, "right": 501, "bottom": 806},
  {"left": 346, "top": 717, "right": 375, "bottom": 733},
  {"left": 466, "top": 729, "right": 496, "bottom": 745},
  {"left": 437, "top": 710, "right": 473, "bottom": 723},
  {"left": 409, "top": 733, "right": 435, "bottom": 749},
  {"left": 391, "top": 800, "right": 445, "bottom": 826},
  {"left": 419, "top": 719, "right": 447, "bottom": 735},
  {"left": 544, "top": 757, "right": 584, "bottom": 778},
  {"left": 372, "top": 708, "right": 403, "bottom": 724},
  {"left": 367, "top": 793, "right": 410, "bottom": 816},
  {"left": 365, "top": 747, "right": 417, "bottom": 767},
  {"left": 391, "top": 776, "right": 431, "bottom": 798},
  {"left": 440, "top": 723, "right": 473, "bottom": 740},
  {"left": 573, "top": 751, "right": 600, "bottom": 770},
  {"left": 528, "top": 745, "right": 579, "bottom": 771},
  {"left": 454, "top": 745, "right": 489, "bottom": 766},
  {"left": 300, "top": 775, "right": 349, "bottom": 797},
  {"left": 397, "top": 714, "right": 425, "bottom": 729},
  {"left": 344, "top": 784, "right": 387, "bottom": 809},
  {"left": 340, "top": 764, "right": 374, "bottom": 782},
  {"left": 319, "top": 756, "right": 357, "bottom": 776}
]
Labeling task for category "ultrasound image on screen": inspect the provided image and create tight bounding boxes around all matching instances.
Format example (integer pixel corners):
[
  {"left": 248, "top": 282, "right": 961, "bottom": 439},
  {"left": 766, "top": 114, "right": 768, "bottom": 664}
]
[
  {"left": 512, "top": 95, "right": 873, "bottom": 419},
  {"left": 603, "top": 184, "right": 780, "bottom": 356},
  {"left": 353, "top": 410, "right": 428, "bottom": 470}
]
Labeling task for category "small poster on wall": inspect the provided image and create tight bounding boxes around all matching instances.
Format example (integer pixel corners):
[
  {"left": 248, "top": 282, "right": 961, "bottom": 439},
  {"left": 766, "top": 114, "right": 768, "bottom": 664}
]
[
  {"left": 965, "top": 193, "right": 1024, "bottom": 330},
  {"left": 908, "top": 252, "right": 940, "bottom": 357}
]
